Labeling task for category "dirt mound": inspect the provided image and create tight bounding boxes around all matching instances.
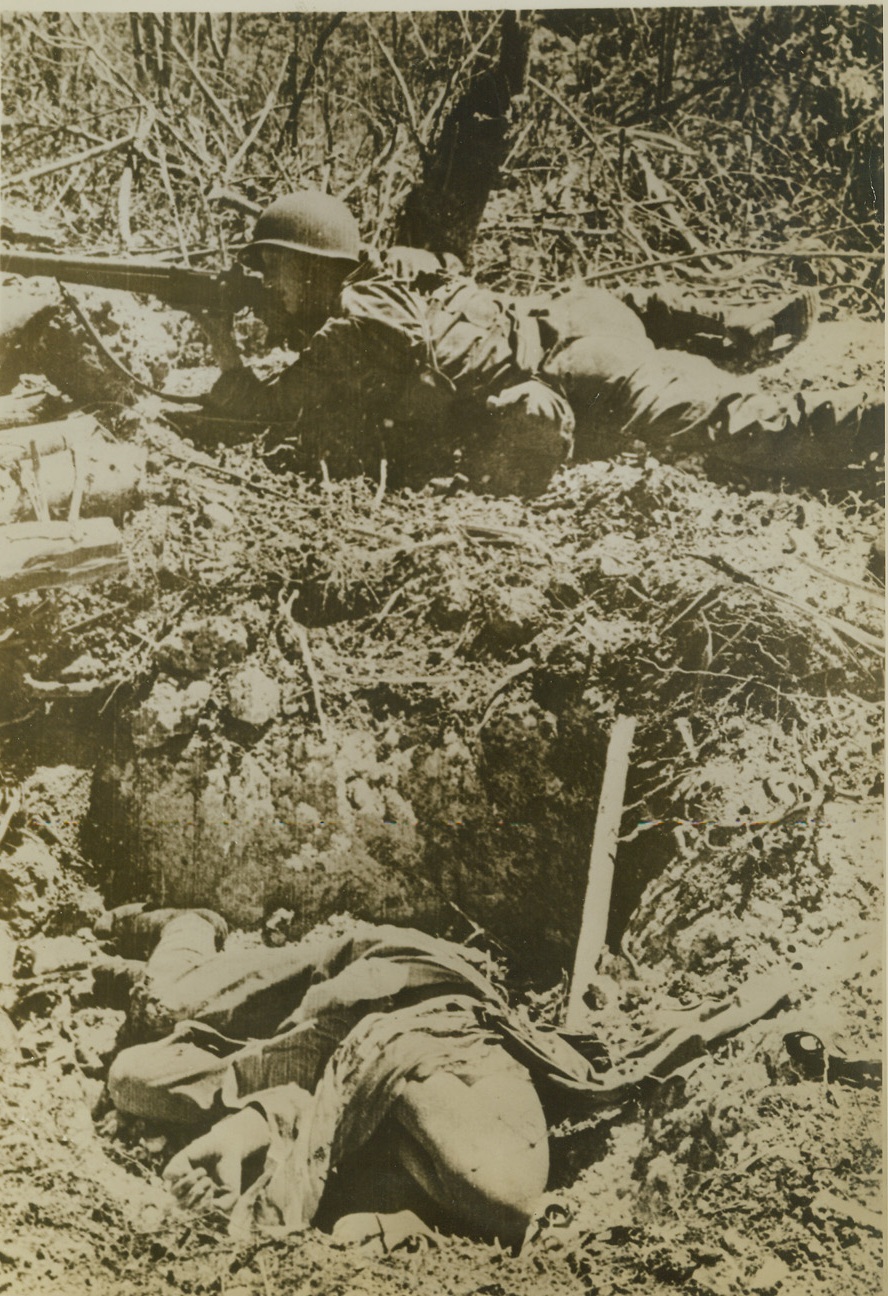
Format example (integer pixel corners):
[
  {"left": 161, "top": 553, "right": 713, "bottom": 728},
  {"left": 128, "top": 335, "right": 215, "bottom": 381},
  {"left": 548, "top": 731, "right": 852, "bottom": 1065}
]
[
  {"left": 13, "top": 418, "right": 855, "bottom": 975},
  {"left": 0, "top": 348, "right": 882, "bottom": 1293}
]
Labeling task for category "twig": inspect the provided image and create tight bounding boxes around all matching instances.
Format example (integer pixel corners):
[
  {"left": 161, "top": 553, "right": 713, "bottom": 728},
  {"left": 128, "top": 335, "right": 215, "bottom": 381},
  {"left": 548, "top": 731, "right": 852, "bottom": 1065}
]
[
  {"left": 256, "top": 1252, "right": 274, "bottom": 1296},
  {"left": 618, "top": 816, "right": 665, "bottom": 845},
  {"left": 98, "top": 667, "right": 140, "bottom": 717},
  {"left": 117, "top": 108, "right": 155, "bottom": 252},
  {"left": 151, "top": 121, "right": 190, "bottom": 262},
  {"left": 372, "top": 458, "right": 387, "bottom": 509},
  {"left": 638, "top": 658, "right": 817, "bottom": 703},
  {"left": 675, "top": 717, "right": 699, "bottom": 760},
  {"left": 795, "top": 554, "right": 885, "bottom": 604},
  {"left": 485, "top": 220, "right": 617, "bottom": 237},
  {"left": 584, "top": 245, "right": 882, "bottom": 285},
  {"left": 224, "top": 44, "right": 291, "bottom": 182},
  {"left": 341, "top": 520, "right": 401, "bottom": 544},
  {"left": 24, "top": 672, "right": 116, "bottom": 698},
  {"left": 373, "top": 585, "right": 405, "bottom": 622},
  {"left": 373, "top": 534, "right": 461, "bottom": 565},
  {"left": 619, "top": 931, "right": 640, "bottom": 979},
  {"left": 600, "top": 124, "right": 697, "bottom": 156},
  {"left": 67, "top": 445, "right": 85, "bottom": 523},
  {"left": 0, "top": 787, "right": 21, "bottom": 848},
  {"left": 156, "top": 447, "right": 296, "bottom": 502},
  {"left": 4, "top": 132, "right": 136, "bottom": 188},
  {"left": 696, "top": 553, "right": 883, "bottom": 656},
  {"left": 29, "top": 443, "right": 48, "bottom": 518},
  {"left": 281, "top": 592, "right": 328, "bottom": 739},
  {"left": 459, "top": 522, "right": 551, "bottom": 558},
  {"left": 0, "top": 708, "right": 39, "bottom": 732},
  {"left": 810, "top": 1189, "right": 884, "bottom": 1235},
  {"left": 364, "top": 17, "right": 425, "bottom": 157},
  {"left": 565, "top": 715, "right": 636, "bottom": 1031},
  {"left": 476, "top": 658, "right": 534, "bottom": 733},
  {"left": 526, "top": 71, "right": 655, "bottom": 265},
  {"left": 660, "top": 586, "right": 718, "bottom": 637},
  {"left": 204, "top": 14, "right": 224, "bottom": 68},
  {"left": 283, "top": 14, "right": 347, "bottom": 146},
  {"left": 632, "top": 143, "right": 705, "bottom": 254},
  {"left": 116, "top": 160, "right": 133, "bottom": 251},
  {"left": 169, "top": 31, "right": 239, "bottom": 149},
  {"left": 526, "top": 74, "right": 612, "bottom": 176},
  {"left": 58, "top": 607, "right": 116, "bottom": 638},
  {"left": 81, "top": 34, "right": 210, "bottom": 171},
  {"left": 366, "top": 575, "right": 428, "bottom": 624},
  {"left": 423, "top": 11, "right": 500, "bottom": 143},
  {"left": 28, "top": 441, "right": 51, "bottom": 522}
]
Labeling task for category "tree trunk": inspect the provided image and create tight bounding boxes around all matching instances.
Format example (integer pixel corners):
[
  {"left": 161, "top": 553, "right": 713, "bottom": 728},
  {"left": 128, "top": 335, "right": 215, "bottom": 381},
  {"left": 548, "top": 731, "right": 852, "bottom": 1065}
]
[
  {"left": 394, "top": 12, "right": 531, "bottom": 264},
  {"left": 282, "top": 14, "right": 345, "bottom": 149}
]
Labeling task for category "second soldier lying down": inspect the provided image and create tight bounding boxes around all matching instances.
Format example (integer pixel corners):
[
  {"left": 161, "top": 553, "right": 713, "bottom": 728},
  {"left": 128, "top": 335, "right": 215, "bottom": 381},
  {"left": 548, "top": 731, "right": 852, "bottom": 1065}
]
[{"left": 100, "top": 905, "right": 788, "bottom": 1250}]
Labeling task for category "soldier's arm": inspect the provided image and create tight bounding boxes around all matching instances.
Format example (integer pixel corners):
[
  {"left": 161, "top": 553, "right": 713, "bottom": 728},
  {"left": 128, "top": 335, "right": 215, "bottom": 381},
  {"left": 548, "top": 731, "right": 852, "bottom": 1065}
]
[{"left": 200, "top": 312, "right": 377, "bottom": 426}]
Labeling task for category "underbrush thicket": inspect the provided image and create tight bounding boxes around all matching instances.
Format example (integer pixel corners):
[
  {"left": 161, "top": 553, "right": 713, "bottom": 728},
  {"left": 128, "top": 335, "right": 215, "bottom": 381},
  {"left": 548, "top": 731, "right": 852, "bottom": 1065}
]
[{"left": 1, "top": 9, "right": 883, "bottom": 311}]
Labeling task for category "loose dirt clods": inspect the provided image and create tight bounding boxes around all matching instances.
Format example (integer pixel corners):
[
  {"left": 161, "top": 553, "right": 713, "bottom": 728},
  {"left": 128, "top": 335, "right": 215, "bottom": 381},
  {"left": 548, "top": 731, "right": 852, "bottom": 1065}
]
[{"left": 0, "top": 315, "right": 882, "bottom": 1291}]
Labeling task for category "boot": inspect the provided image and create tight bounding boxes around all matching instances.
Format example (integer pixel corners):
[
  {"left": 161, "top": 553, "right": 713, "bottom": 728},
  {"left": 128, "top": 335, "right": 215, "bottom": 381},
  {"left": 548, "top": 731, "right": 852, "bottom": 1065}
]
[
  {"left": 724, "top": 291, "right": 819, "bottom": 368},
  {"left": 622, "top": 286, "right": 819, "bottom": 370}
]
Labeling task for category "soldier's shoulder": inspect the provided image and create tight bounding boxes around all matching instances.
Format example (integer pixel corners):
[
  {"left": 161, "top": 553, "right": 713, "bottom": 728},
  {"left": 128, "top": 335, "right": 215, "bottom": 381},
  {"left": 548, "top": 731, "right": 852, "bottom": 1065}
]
[{"left": 341, "top": 270, "right": 430, "bottom": 340}]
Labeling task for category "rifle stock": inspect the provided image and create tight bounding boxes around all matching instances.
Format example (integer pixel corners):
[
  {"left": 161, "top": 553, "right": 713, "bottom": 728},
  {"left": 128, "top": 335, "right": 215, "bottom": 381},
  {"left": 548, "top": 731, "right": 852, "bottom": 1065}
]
[{"left": 0, "top": 249, "right": 268, "bottom": 316}]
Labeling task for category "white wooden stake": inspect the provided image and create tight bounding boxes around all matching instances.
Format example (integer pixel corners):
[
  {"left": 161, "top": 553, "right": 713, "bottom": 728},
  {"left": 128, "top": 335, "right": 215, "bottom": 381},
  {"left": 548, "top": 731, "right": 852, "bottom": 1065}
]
[{"left": 565, "top": 714, "right": 637, "bottom": 1032}]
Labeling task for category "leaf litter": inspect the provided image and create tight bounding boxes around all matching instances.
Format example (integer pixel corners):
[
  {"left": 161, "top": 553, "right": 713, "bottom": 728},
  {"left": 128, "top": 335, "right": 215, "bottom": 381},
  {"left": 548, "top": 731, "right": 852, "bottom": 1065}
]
[{"left": 0, "top": 306, "right": 883, "bottom": 1295}]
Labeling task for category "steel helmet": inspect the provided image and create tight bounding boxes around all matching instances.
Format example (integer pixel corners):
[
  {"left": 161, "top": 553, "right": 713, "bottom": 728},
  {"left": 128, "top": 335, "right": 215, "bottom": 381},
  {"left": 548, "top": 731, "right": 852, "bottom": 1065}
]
[{"left": 241, "top": 191, "right": 361, "bottom": 268}]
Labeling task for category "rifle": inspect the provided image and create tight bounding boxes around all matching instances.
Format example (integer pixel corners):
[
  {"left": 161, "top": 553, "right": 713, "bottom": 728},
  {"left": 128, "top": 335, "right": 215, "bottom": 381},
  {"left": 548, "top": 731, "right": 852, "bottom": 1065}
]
[
  {"left": 1, "top": 244, "right": 464, "bottom": 309},
  {"left": 0, "top": 249, "right": 268, "bottom": 317}
]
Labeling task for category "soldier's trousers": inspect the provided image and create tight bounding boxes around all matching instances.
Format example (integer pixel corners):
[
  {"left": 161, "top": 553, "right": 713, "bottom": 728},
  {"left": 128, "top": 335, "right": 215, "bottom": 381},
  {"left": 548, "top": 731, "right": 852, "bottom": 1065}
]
[{"left": 536, "top": 288, "right": 881, "bottom": 473}]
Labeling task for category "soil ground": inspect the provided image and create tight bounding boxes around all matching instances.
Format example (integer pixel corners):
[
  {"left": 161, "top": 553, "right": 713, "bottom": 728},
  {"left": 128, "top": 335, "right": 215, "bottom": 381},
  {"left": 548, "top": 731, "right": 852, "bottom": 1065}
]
[{"left": 0, "top": 302, "right": 883, "bottom": 1296}]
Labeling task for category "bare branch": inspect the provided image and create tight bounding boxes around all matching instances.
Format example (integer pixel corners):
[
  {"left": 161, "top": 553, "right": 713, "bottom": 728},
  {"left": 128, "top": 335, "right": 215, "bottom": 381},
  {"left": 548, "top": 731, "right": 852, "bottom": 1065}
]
[
  {"left": 281, "top": 13, "right": 347, "bottom": 148},
  {"left": 225, "top": 44, "right": 291, "bottom": 183},
  {"left": 4, "top": 132, "right": 136, "bottom": 189}
]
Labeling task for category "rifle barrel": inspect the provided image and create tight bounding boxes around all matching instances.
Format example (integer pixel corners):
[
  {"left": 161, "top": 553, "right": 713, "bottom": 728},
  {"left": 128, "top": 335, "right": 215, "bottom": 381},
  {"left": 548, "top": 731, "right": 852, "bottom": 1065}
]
[{"left": 0, "top": 249, "right": 263, "bottom": 313}]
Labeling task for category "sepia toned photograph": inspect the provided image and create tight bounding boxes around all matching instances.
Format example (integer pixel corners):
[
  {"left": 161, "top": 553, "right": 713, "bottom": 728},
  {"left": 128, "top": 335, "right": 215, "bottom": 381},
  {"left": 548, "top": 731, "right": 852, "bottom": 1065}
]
[{"left": 0, "top": 7, "right": 883, "bottom": 1294}]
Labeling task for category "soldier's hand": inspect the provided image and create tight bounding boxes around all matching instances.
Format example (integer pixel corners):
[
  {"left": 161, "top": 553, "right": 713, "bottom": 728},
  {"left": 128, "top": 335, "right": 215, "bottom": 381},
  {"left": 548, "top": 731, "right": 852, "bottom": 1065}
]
[
  {"left": 162, "top": 1108, "right": 271, "bottom": 1214},
  {"left": 198, "top": 309, "right": 243, "bottom": 372},
  {"left": 487, "top": 381, "right": 576, "bottom": 437}
]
